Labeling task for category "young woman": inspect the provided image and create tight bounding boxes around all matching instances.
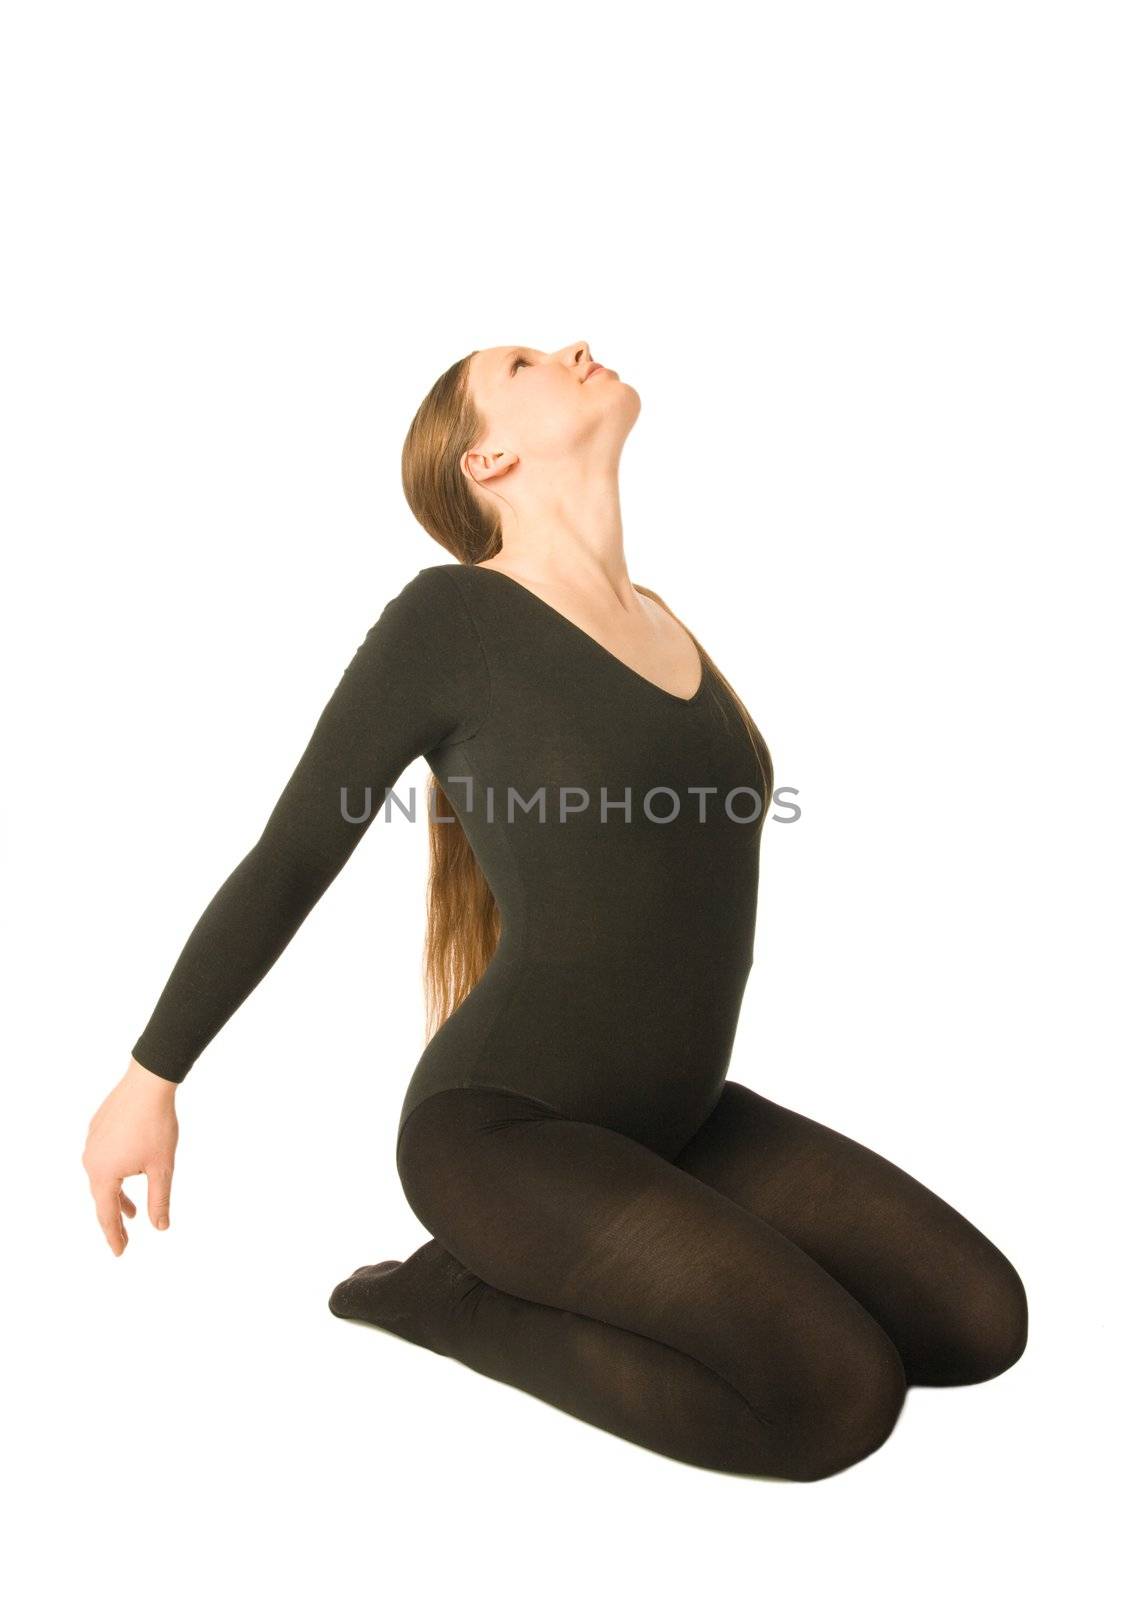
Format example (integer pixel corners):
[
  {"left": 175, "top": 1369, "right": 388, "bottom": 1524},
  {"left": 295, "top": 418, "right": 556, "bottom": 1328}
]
[{"left": 83, "top": 341, "right": 1027, "bottom": 1480}]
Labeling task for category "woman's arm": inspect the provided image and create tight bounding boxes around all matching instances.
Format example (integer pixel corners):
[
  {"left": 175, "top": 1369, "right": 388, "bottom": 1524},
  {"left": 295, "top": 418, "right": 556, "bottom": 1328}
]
[
  {"left": 131, "top": 565, "right": 488, "bottom": 1082},
  {"left": 83, "top": 565, "right": 488, "bottom": 1252}
]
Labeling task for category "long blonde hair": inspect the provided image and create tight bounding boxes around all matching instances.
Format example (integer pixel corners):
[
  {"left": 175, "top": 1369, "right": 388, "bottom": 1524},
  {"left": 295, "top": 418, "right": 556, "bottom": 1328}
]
[{"left": 402, "top": 351, "right": 774, "bottom": 1035}]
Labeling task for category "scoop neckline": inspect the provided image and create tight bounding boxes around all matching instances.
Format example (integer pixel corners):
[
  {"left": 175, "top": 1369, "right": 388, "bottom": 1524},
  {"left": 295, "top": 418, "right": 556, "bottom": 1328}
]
[{"left": 466, "top": 563, "right": 708, "bottom": 706}]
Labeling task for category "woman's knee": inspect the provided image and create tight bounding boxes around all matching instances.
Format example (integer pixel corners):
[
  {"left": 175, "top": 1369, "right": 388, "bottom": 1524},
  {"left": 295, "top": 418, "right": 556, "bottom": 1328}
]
[
  {"left": 934, "top": 1249, "right": 1029, "bottom": 1386},
  {"left": 728, "top": 1317, "right": 908, "bottom": 1482},
  {"left": 786, "top": 1326, "right": 908, "bottom": 1481}
]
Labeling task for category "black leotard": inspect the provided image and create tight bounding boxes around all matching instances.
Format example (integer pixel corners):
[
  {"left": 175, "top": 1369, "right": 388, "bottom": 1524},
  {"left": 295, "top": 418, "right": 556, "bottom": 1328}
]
[
  {"left": 132, "top": 561, "right": 1028, "bottom": 1477},
  {"left": 132, "top": 562, "right": 762, "bottom": 1156}
]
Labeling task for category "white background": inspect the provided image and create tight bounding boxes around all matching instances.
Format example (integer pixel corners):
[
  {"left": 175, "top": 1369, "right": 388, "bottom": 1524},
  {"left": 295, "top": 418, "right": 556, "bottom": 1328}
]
[{"left": 2, "top": 2, "right": 1129, "bottom": 1595}]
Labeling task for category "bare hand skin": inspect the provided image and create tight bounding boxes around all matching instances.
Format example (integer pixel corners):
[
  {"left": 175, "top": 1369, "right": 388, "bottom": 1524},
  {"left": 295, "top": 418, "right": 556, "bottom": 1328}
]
[{"left": 83, "top": 1058, "right": 179, "bottom": 1255}]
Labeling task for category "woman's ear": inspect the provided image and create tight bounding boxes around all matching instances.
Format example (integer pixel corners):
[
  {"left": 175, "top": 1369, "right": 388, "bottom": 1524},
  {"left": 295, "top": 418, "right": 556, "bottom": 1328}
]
[{"left": 462, "top": 447, "right": 518, "bottom": 486}]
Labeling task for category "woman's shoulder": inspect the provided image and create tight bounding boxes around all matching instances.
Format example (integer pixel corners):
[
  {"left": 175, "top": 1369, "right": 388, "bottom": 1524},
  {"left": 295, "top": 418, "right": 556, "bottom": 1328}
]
[
  {"left": 365, "top": 564, "right": 487, "bottom": 682},
  {"left": 379, "top": 561, "right": 477, "bottom": 619},
  {"left": 387, "top": 560, "right": 485, "bottom": 609}
]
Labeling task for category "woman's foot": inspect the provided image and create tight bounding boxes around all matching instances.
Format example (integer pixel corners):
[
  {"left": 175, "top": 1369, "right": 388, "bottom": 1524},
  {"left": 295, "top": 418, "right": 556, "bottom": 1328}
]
[{"left": 328, "top": 1237, "right": 476, "bottom": 1354}]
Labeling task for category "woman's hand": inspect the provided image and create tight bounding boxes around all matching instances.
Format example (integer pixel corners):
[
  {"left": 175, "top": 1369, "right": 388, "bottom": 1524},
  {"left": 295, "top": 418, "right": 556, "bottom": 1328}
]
[{"left": 83, "top": 1058, "right": 180, "bottom": 1255}]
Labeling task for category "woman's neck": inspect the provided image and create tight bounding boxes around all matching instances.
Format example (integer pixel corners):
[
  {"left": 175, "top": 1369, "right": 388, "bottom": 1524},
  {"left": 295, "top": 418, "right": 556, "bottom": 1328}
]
[{"left": 487, "top": 472, "right": 636, "bottom": 606}]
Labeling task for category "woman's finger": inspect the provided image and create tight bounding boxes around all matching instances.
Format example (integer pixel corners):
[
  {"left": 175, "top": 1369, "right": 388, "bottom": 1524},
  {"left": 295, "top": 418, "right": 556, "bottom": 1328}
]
[
  {"left": 119, "top": 1189, "right": 137, "bottom": 1218},
  {"left": 93, "top": 1177, "right": 128, "bottom": 1255},
  {"left": 146, "top": 1165, "right": 172, "bottom": 1231}
]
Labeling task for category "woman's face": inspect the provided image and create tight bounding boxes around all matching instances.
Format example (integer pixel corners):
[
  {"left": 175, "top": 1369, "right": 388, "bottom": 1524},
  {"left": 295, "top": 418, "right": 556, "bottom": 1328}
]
[{"left": 465, "top": 341, "right": 640, "bottom": 467}]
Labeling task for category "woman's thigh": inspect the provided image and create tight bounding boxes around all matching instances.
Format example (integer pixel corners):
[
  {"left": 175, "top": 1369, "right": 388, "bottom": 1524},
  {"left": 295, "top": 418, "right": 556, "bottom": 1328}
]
[
  {"left": 395, "top": 1085, "right": 906, "bottom": 1442},
  {"left": 672, "top": 1081, "right": 1028, "bottom": 1385}
]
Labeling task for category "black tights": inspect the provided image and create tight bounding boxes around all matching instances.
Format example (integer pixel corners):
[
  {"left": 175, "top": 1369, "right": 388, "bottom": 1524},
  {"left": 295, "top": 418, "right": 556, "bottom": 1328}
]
[{"left": 329, "top": 1082, "right": 1028, "bottom": 1480}]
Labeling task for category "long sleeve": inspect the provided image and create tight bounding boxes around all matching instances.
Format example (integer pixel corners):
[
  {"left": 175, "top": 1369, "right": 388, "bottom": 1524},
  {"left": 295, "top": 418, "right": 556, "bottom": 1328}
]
[{"left": 131, "top": 565, "right": 489, "bottom": 1083}]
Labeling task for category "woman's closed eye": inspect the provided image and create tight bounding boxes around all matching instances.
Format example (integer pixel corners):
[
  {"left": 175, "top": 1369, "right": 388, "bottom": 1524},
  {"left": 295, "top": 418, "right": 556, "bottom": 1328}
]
[{"left": 510, "top": 355, "right": 530, "bottom": 374}]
